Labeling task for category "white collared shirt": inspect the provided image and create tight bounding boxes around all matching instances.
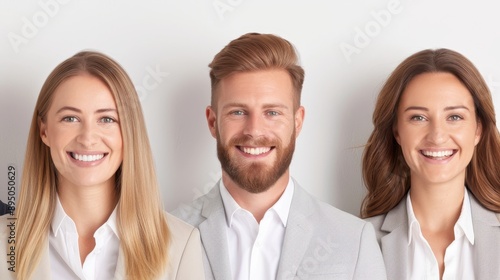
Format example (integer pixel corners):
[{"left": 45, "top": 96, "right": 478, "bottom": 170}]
[
  {"left": 407, "top": 188, "right": 475, "bottom": 280},
  {"left": 220, "top": 177, "right": 294, "bottom": 280},
  {"left": 49, "top": 196, "right": 120, "bottom": 280}
]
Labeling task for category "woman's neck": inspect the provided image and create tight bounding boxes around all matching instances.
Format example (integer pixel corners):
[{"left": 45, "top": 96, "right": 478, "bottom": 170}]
[
  {"left": 57, "top": 178, "right": 118, "bottom": 238},
  {"left": 409, "top": 178, "right": 466, "bottom": 279},
  {"left": 409, "top": 178, "right": 465, "bottom": 232}
]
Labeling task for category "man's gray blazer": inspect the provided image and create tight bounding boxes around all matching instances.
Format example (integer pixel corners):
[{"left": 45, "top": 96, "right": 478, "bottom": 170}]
[
  {"left": 172, "top": 179, "right": 387, "bottom": 280},
  {"left": 365, "top": 191, "right": 500, "bottom": 280}
]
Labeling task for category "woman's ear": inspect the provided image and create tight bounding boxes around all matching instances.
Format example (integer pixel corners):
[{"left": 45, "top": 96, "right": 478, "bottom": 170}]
[
  {"left": 393, "top": 122, "right": 400, "bottom": 145},
  {"left": 39, "top": 117, "right": 50, "bottom": 147},
  {"left": 474, "top": 121, "right": 482, "bottom": 146}
]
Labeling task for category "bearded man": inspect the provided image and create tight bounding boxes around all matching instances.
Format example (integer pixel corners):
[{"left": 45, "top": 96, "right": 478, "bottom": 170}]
[{"left": 173, "top": 33, "right": 387, "bottom": 280}]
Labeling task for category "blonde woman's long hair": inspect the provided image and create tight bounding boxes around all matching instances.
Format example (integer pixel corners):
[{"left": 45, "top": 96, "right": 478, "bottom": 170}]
[{"left": 15, "top": 51, "right": 170, "bottom": 279}]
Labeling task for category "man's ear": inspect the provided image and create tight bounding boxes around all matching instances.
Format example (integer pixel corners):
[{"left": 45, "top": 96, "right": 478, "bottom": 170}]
[
  {"left": 39, "top": 117, "right": 50, "bottom": 147},
  {"left": 206, "top": 106, "right": 217, "bottom": 138},
  {"left": 294, "top": 106, "right": 305, "bottom": 137}
]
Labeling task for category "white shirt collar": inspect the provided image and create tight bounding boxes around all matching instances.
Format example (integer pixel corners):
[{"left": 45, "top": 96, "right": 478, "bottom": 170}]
[
  {"left": 219, "top": 176, "right": 295, "bottom": 227},
  {"left": 49, "top": 195, "right": 120, "bottom": 280},
  {"left": 458, "top": 189, "right": 474, "bottom": 244},
  {"left": 406, "top": 187, "right": 474, "bottom": 245},
  {"left": 51, "top": 196, "right": 72, "bottom": 237},
  {"left": 51, "top": 195, "right": 119, "bottom": 239}
]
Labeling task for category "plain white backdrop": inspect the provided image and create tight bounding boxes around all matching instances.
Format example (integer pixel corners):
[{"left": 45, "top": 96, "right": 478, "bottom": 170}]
[{"left": 1, "top": 0, "right": 499, "bottom": 216}]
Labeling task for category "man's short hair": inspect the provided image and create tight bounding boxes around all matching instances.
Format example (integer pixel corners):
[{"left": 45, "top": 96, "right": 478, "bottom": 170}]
[{"left": 209, "top": 33, "right": 305, "bottom": 109}]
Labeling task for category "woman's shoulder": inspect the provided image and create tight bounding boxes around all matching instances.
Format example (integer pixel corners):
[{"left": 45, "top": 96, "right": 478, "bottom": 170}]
[
  {"left": 165, "top": 212, "right": 198, "bottom": 238},
  {"left": 364, "top": 198, "right": 408, "bottom": 233},
  {"left": 364, "top": 214, "right": 387, "bottom": 231},
  {"left": 164, "top": 212, "right": 201, "bottom": 255},
  {"left": 162, "top": 212, "right": 204, "bottom": 279}
]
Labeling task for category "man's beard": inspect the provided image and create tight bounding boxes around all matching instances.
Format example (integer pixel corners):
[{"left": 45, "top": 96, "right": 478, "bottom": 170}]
[{"left": 216, "top": 130, "right": 295, "bottom": 194}]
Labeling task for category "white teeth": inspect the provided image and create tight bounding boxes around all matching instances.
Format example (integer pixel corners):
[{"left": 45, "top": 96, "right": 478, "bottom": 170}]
[
  {"left": 242, "top": 147, "right": 271, "bottom": 155},
  {"left": 72, "top": 153, "right": 104, "bottom": 162},
  {"left": 422, "top": 150, "right": 454, "bottom": 158}
]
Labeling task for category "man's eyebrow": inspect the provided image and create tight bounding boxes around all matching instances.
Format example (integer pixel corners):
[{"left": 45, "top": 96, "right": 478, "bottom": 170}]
[
  {"left": 221, "top": 102, "right": 247, "bottom": 110},
  {"left": 221, "top": 103, "right": 289, "bottom": 110},
  {"left": 262, "top": 103, "right": 289, "bottom": 110}
]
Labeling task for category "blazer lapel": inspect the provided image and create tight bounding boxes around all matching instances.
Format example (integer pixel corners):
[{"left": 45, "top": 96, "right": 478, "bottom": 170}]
[
  {"left": 276, "top": 183, "right": 314, "bottom": 279},
  {"left": 379, "top": 199, "right": 409, "bottom": 280},
  {"left": 115, "top": 186, "right": 232, "bottom": 280},
  {"left": 198, "top": 184, "right": 232, "bottom": 280},
  {"left": 469, "top": 194, "right": 500, "bottom": 279}
]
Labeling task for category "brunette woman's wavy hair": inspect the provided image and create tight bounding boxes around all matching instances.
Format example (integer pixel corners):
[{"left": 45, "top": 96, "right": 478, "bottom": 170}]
[
  {"left": 361, "top": 48, "right": 500, "bottom": 218},
  {"left": 15, "top": 51, "right": 170, "bottom": 279}
]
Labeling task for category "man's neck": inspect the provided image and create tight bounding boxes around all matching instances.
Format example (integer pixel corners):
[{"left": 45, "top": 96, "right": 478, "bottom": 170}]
[{"left": 222, "top": 171, "right": 290, "bottom": 223}]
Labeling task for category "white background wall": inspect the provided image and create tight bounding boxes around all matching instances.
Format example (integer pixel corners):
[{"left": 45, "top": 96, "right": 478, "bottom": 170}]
[{"left": 1, "top": 0, "right": 499, "bottom": 216}]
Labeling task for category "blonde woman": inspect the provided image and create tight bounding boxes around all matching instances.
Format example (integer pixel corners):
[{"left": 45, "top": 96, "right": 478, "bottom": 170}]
[{"left": 0, "top": 51, "right": 204, "bottom": 279}]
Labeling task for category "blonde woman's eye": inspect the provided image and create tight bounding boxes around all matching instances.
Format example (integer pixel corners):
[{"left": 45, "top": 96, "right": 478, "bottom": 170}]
[
  {"left": 101, "top": 117, "right": 116, "bottom": 123},
  {"left": 62, "top": 116, "right": 78, "bottom": 122}
]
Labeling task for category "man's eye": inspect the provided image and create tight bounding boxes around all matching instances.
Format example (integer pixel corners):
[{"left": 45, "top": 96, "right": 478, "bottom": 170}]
[{"left": 231, "top": 110, "right": 245, "bottom": 115}]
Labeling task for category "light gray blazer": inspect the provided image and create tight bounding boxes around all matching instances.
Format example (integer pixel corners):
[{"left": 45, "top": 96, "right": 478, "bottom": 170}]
[
  {"left": 173, "top": 179, "right": 387, "bottom": 280},
  {"left": 0, "top": 213, "right": 205, "bottom": 279},
  {"left": 365, "top": 192, "right": 500, "bottom": 280}
]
